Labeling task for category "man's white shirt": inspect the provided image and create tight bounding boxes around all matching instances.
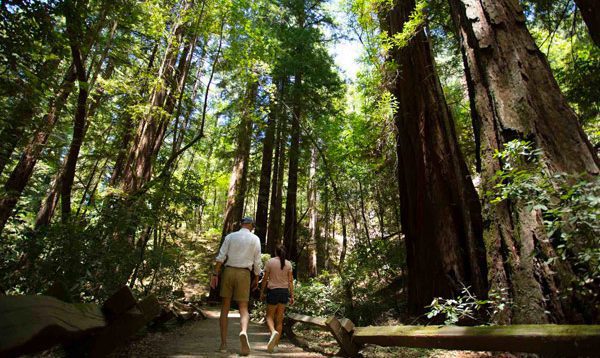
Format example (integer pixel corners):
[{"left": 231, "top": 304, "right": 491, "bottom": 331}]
[{"left": 216, "top": 227, "right": 262, "bottom": 275}]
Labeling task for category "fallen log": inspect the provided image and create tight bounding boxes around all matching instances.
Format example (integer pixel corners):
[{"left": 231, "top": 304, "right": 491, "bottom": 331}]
[{"left": 0, "top": 295, "right": 106, "bottom": 357}]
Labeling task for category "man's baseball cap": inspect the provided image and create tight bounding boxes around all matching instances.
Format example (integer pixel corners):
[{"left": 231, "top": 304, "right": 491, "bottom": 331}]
[{"left": 241, "top": 217, "right": 254, "bottom": 224}]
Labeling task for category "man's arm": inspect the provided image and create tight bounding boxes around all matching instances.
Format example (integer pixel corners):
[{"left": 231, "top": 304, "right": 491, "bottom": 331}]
[
  {"left": 253, "top": 238, "right": 262, "bottom": 276},
  {"left": 251, "top": 238, "right": 261, "bottom": 290},
  {"left": 210, "top": 237, "right": 230, "bottom": 289}
]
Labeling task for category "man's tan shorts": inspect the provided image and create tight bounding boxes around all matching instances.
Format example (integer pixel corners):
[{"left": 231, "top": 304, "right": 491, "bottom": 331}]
[{"left": 220, "top": 267, "right": 251, "bottom": 302}]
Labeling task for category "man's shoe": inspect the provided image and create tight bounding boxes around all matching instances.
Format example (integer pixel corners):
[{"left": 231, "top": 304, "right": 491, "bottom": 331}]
[
  {"left": 239, "top": 332, "right": 250, "bottom": 356},
  {"left": 267, "top": 331, "right": 279, "bottom": 353}
]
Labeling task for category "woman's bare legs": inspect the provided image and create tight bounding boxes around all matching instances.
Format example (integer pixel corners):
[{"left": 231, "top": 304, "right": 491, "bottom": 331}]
[
  {"left": 275, "top": 304, "right": 286, "bottom": 337},
  {"left": 266, "top": 304, "right": 277, "bottom": 333}
]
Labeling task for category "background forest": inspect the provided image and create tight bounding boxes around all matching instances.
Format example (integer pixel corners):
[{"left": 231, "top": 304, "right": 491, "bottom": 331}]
[{"left": 1, "top": 0, "right": 598, "bottom": 328}]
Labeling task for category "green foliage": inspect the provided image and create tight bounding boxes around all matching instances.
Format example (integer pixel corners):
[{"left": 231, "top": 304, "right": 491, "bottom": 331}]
[
  {"left": 288, "top": 271, "right": 344, "bottom": 317},
  {"left": 489, "top": 140, "right": 600, "bottom": 304},
  {"left": 426, "top": 286, "right": 509, "bottom": 325}
]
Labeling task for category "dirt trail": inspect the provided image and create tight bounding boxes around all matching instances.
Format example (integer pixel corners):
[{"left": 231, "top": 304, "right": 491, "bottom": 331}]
[{"left": 137, "top": 308, "right": 325, "bottom": 357}]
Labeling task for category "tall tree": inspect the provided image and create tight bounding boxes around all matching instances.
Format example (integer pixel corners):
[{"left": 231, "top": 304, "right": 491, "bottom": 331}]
[
  {"left": 221, "top": 80, "right": 258, "bottom": 238},
  {"left": 283, "top": 72, "right": 302, "bottom": 262},
  {"left": 307, "top": 145, "right": 319, "bottom": 277},
  {"left": 380, "top": 0, "right": 488, "bottom": 315},
  {"left": 574, "top": 0, "right": 600, "bottom": 46},
  {"left": 59, "top": 2, "right": 92, "bottom": 222},
  {"left": 254, "top": 89, "right": 278, "bottom": 245},
  {"left": 448, "top": 0, "right": 599, "bottom": 323},
  {"left": 267, "top": 109, "right": 286, "bottom": 255},
  {"left": 119, "top": 7, "right": 189, "bottom": 194}
]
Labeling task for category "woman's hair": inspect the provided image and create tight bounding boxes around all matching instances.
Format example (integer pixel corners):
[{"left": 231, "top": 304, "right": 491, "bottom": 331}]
[{"left": 275, "top": 244, "right": 286, "bottom": 270}]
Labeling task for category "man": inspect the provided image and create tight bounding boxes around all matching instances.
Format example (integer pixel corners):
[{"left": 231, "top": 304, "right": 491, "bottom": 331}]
[{"left": 210, "top": 217, "right": 261, "bottom": 356}]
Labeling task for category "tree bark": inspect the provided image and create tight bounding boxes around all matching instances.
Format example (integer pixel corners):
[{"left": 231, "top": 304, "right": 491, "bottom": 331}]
[
  {"left": 0, "top": 55, "right": 61, "bottom": 177},
  {"left": 283, "top": 73, "right": 302, "bottom": 263},
  {"left": 307, "top": 145, "right": 319, "bottom": 277},
  {"left": 221, "top": 81, "right": 258, "bottom": 238},
  {"left": 448, "top": 0, "right": 599, "bottom": 323},
  {"left": 109, "top": 43, "right": 158, "bottom": 187},
  {"left": 0, "top": 66, "right": 76, "bottom": 234},
  {"left": 60, "top": 13, "right": 90, "bottom": 222},
  {"left": 574, "top": 0, "right": 600, "bottom": 47},
  {"left": 380, "top": 0, "right": 488, "bottom": 315},
  {"left": 36, "top": 54, "right": 115, "bottom": 228},
  {"left": 318, "top": 185, "right": 329, "bottom": 272},
  {"left": 267, "top": 108, "right": 286, "bottom": 256},
  {"left": 254, "top": 91, "right": 278, "bottom": 245},
  {"left": 119, "top": 13, "right": 187, "bottom": 194}
]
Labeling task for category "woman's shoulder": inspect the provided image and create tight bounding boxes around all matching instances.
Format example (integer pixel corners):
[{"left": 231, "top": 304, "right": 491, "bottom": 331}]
[
  {"left": 285, "top": 260, "right": 293, "bottom": 269},
  {"left": 267, "top": 257, "right": 282, "bottom": 265}
]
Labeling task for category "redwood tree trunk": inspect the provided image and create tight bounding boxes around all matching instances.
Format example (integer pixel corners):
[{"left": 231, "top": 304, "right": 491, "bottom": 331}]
[
  {"left": 574, "top": 0, "right": 600, "bottom": 47},
  {"left": 60, "top": 24, "right": 89, "bottom": 222},
  {"left": 221, "top": 81, "right": 258, "bottom": 238},
  {"left": 448, "top": 0, "right": 599, "bottom": 323},
  {"left": 307, "top": 145, "right": 319, "bottom": 277},
  {"left": 267, "top": 111, "right": 286, "bottom": 255},
  {"left": 0, "top": 66, "right": 76, "bottom": 234},
  {"left": 36, "top": 51, "right": 116, "bottom": 227},
  {"left": 254, "top": 95, "right": 278, "bottom": 245},
  {"left": 283, "top": 73, "right": 302, "bottom": 263},
  {"left": 109, "top": 44, "right": 158, "bottom": 187},
  {"left": 381, "top": 0, "right": 488, "bottom": 315},
  {"left": 120, "top": 17, "right": 187, "bottom": 194}
]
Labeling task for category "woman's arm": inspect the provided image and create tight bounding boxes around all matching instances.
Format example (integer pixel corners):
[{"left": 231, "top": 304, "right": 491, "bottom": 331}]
[{"left": 288, "top": 268, "right": 294, "bottom": 305}]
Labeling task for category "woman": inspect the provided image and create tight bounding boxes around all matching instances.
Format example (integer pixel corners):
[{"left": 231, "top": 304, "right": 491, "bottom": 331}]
[{"left": 260, "top": 244, "right": 294, "bottom": 353}]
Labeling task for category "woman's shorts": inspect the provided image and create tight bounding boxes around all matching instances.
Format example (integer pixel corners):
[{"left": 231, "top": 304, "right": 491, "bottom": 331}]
[{"left": 266, "top": 288, "right": 289, "bottom": 305}]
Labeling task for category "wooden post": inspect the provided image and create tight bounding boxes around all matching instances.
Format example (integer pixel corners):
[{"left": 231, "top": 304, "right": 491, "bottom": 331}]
[
  {"left": 87, "top": 295, "right": 160, "bottom": 357},
  {"left": 325, "top": 316, "right": 361, "bottom": 357},
  {"left": 101, "top": 286, "right": 137, "bottom": 319}
]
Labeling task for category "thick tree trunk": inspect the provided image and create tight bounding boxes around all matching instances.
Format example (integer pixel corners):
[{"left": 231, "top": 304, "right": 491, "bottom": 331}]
[
  {"left": 0, "top": 55, "right": 61, "bottom": 177},
  {"left": 0, "top": 66, "right": 76, "bottom": 233},
  {"left": 120, "top": 18, "right": 186, "bottom": 194},
  {"left": 0, "top": 4, "right": 110, "bottom": 178},
  {"left": 221, "top": 81, "right": 258, "bottom": 238},
  {"left": 254, "top": 96, "right": 278, "bottom": 245},
  {"left": 36, "top": 57, "right": 115, "bottom": 228},
  {"left": 574, "top": 0, "right": 600, "bottom": 47},
  {"left": 283, "top": 74, "right": 302, "bottom": 263},
  {"left": 109, "top": 44, "right": 158, "bottom": 187},
  {"left": 381, "top": 0, "right": 488, "bottom": 315},
  {"left": 267, "top": 112, "right": 286, "bottom": 256},
  {"left": 448, "top": 0, "right": 599, "bottom": 323},
  {"left": 307, "top": 145, "right": 319, "bottom": 277},
  {"left": 60, "top": 28, "right": 89, "bottom": 222},
  {"left": 318, "top": 186, "right": 329, "bottom": 273}
]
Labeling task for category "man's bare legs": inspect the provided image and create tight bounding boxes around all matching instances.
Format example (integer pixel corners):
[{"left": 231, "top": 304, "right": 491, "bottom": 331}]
[
  {"left": 219, "top": 297, "right": 231, "bottom": 351},
  {"left": 238, "top": 301, "right": 249, "bottom": 333},
  {"left": 237, "top": 301, "right": 251, "bottom": 355}
]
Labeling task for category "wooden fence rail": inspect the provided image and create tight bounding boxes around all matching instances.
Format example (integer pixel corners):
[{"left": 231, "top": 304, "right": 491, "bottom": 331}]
[{"left": 285, "top": 313, "right": 600, "bottom": 357}]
